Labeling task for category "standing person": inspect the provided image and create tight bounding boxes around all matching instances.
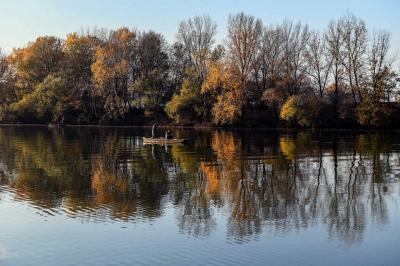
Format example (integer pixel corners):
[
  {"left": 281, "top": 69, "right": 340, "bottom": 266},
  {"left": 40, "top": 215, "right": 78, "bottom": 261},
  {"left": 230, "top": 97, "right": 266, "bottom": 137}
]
[{"left": 151, "top": 123, "right": 157, "bottom": 138}]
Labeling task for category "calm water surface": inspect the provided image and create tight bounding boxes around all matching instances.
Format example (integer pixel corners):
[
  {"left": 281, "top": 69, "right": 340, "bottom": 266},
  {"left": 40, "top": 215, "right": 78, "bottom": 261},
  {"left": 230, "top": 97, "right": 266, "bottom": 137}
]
[{"left": 0, "top": 126, "right": 399, "bottom": 265}]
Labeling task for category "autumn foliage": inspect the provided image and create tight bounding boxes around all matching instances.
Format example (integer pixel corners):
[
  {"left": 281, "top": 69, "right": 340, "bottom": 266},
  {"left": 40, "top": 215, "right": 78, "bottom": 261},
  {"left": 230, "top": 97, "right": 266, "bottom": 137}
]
[{"left": 0, "top": 13, "right": 399, "bottom": 128}]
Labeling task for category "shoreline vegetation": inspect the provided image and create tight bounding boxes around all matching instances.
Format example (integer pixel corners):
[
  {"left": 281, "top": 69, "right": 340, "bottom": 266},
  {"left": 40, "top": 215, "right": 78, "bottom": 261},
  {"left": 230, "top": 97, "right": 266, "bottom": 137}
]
[{"left": 0, "top": 13, "right": 399, "bottom": 129}]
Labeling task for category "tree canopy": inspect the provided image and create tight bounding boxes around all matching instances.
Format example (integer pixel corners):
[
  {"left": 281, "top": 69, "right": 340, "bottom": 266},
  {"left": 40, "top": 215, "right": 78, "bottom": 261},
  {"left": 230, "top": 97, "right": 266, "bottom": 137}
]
[{"left": 0, "top": 13, "right": 399, "bottom": 128}]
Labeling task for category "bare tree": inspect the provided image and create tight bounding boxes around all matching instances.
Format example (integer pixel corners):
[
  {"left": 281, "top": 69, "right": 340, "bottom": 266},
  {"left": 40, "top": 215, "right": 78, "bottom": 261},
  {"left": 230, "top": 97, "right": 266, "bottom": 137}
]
[
  {"left": 281, "top": 20, "right": 310, "bottom": 95},
  {"left": 305, "top": 31, "right": 332, "bottom": 100},
  {"left": 255, "top": 25, "right": 283, "bottom": 93},
  {"left": 176, "top": 15, "right": 217, "bottom": 82},
  {"left": 226, "top": 12, "right": 263, "bottom": 93},
  {"left": 339, "top": 13, "right": 368, "bottom": 104},
  {"left": 325, "top": 20, "right": 344, "bottom": 107},
  {"left": 368, "top": 31, "right": 395, "bottom": 101}
]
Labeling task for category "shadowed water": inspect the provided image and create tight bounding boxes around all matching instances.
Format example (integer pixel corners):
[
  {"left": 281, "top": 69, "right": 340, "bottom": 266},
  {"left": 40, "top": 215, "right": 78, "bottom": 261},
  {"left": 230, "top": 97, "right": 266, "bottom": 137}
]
[{"left": 0, "top": 126, "right": 399, "bottom": 265}]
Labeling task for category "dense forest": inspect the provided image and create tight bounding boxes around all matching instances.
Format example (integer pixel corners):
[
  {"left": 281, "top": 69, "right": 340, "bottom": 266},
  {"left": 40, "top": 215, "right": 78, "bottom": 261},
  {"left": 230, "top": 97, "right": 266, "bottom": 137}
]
[{"left": 0, "top": 13, "right": 399, "bottom": 128}]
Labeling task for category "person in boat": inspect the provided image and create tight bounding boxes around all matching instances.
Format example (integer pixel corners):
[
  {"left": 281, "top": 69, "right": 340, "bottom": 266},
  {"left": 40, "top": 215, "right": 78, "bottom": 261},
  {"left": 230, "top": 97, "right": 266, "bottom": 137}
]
[
  {"left": 151, "top": 123, "right": 157, "bottom": 138},
  {"left": 165, "top": 130, "right": 173, "bottom": 139}
]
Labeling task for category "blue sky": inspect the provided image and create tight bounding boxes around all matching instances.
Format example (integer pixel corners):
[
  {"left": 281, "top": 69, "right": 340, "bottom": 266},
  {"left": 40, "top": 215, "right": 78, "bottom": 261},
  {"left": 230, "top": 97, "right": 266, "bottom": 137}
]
[{"left": 0, "top": 0, "right": 399, "bottom": 53}]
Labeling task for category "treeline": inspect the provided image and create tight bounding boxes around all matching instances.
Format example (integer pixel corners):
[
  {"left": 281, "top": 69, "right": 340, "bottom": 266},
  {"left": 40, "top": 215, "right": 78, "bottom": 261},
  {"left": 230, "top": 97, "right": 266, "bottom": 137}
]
[{"left": 0, "top": 12, "right": 399, "bottom": 127}]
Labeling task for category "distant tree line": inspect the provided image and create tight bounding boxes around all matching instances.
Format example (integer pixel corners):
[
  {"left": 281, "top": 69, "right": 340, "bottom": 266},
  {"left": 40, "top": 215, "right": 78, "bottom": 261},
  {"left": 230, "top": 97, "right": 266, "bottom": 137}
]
[{"left": 0, "top": 12, "right": 399, "bottom": 127}]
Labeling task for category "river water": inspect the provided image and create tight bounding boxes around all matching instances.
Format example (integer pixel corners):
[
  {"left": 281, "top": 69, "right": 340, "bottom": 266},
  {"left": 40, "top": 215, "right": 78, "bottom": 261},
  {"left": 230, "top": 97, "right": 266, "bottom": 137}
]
[{"left": 0, "top": 126, "right": 399, "bottom": 265}]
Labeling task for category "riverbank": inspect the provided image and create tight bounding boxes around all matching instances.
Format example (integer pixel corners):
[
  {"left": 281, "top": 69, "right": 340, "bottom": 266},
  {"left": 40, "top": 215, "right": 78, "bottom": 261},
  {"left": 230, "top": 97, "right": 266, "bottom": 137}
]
[{"left": 1, "top": 123, "right": 400, "bottom": 133}]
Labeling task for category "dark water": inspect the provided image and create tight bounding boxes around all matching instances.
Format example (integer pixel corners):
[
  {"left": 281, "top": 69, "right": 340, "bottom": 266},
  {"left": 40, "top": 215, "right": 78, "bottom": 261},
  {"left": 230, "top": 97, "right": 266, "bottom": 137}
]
[{"left": 0, "top": 126, "right": 399, "bottom": 266}]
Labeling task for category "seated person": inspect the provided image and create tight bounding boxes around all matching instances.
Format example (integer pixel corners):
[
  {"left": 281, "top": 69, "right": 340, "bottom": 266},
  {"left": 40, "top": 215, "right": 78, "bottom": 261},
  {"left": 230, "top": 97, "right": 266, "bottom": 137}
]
[{"left": 165, "top": 130, "right": 173, "bottom": 139}]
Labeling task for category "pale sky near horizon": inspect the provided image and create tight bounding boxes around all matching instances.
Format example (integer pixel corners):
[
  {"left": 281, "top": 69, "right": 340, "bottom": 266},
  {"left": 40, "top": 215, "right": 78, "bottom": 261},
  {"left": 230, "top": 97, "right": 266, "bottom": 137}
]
[{"left": 0, "top": 0, "right": 399, "bottom": 55}]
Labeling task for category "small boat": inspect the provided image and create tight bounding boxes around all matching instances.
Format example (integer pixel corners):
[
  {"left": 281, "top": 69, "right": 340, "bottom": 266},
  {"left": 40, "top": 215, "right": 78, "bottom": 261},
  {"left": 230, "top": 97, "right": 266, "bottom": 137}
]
[
  {"left": 143, "top": 137, "right": 188, "bottom": 145},
  {"left": 48, "top": 123, "right": 65, "bottom": 128}
]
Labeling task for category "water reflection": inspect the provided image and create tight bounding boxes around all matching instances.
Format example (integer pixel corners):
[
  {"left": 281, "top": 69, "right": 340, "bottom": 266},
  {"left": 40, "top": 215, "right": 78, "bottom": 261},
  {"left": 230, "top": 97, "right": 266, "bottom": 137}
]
[{"left": 0, "top": 126, "right": 399, "bottom": 244}]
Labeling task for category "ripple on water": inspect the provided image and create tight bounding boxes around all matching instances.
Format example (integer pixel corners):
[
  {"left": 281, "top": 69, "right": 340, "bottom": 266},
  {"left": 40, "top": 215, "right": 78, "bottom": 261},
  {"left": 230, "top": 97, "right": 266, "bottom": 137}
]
[
  {"left": 0, "top": 243, "right": 7, "bottom": 260},
  {"left": 1, "top": 128, "right": 400, "bottom": 265}
]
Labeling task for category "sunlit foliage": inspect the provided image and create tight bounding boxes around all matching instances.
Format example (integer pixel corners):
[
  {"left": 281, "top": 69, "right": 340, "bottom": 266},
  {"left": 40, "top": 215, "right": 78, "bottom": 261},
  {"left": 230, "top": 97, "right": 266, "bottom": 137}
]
[
  {"left": 165, "top": 76, "right": 204, "bottom": 123},
  {"left": 0, "top": 13, "right": 398, "bottom": 127}
]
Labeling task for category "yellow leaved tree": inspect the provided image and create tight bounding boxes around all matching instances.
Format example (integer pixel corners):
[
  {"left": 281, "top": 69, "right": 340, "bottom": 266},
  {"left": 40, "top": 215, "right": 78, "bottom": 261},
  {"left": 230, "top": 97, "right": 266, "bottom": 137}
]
[{"left": 202, "top": 62, "right": 243, "bottom": 125}]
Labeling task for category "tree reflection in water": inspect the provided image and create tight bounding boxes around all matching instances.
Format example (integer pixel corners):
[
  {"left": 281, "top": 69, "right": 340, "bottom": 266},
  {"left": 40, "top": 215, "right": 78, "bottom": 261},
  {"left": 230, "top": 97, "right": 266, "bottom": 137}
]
[{"left": 0, "top": 126, "right": 399, "bottom": 244}]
